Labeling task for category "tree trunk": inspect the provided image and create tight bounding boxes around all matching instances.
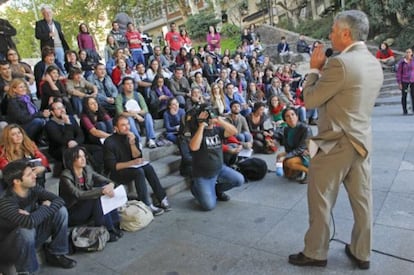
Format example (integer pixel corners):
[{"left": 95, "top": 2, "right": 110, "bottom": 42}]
[{"left": 211, "top": 0, "right": 222, "bottom": 20}]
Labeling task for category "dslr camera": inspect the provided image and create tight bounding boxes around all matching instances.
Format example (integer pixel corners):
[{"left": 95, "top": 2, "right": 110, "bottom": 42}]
[{"left": 196, "top": 103, "right": 219, "bottom": 123}]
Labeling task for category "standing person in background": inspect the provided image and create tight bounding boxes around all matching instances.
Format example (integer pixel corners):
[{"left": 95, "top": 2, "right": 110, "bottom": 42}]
[
  {"left": 165, "top": 22, "right": 182, "bottom": 58},
  {"left": 104, "top": 34, "right": 118, "bottom": 64},
  {"left": 180, "top": 29, "right": 192, "bottom": 51},
  {"left": 125, "top": 22, "right": 144, "bottom": 66},
  {"left": 0, "top": 18, "right": 17, "bottom": 61},
  {"left": 109, "top": 21, "right": 128, "bottom": 49},
  {"left": 35, "top": 5, "right": 70, "bottom": 68},
  {"left": 77, "top": 23, "right": 100, "bottom": 64},
  {"left": 396, "top": 48, "right": 414, "bottom": 115},
  {"left": 288, "top": 10, "right": 383, "bottom": 270},
  {"left": 206, "top": 26, "right": 221, "bottom": 53}
]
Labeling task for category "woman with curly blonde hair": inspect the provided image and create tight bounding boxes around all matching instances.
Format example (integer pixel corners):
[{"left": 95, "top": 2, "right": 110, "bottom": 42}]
[{"left": 0, "top": 124, "right": 50, "bottom": 187}]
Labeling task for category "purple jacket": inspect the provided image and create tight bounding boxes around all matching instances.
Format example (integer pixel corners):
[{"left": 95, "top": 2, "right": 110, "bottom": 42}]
[
  {"left": 77, "top": 32, "right": 96, "bottom": 51},
  {"left": 396, "top": 58, "right": 414, "bottom": 84}
]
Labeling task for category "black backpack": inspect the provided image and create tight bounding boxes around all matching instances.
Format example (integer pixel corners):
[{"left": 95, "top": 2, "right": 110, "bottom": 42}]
[{"left": 237, "top": 157, "right": 268, "bottom": 181}]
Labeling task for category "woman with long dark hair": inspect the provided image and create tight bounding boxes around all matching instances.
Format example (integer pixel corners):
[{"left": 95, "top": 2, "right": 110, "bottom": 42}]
[
  {"left": 60, "top": 146, "right": 122, "bottom": 242},
  {"left": 276, "top": 107, "right": 312, "bottom": 183},
  {"left": 80, "top": 96, "right": 113, "bottom": 145}
]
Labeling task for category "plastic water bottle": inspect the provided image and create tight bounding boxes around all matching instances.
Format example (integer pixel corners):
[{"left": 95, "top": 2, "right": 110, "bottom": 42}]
[{"left": 275, "top": 162, "right": 284, "bottom": 176}]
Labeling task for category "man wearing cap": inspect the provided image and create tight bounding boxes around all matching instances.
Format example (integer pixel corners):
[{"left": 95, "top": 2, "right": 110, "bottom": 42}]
[{"left": 0, "top": 160, "right": 76, "bottom": 274}]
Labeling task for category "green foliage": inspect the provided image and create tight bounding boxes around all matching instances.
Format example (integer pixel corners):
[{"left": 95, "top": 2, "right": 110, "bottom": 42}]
[
  {"left": 0, "top": 0, "right": 123, "bottom": 58},
  {"left": 393, "top": 26, "right": 414, "bottom": 51},
  {"left": 220, "top": 23, "right": 240, "bottom": 39},
  {"left": 186, "top": 13, "right": 221, "bottom": 41},
  {"left": 220, "top": 37, "right": 239, "bottom": 53},
  {"left": 295, "top": 17, "right": 333, "bottom": 41}
]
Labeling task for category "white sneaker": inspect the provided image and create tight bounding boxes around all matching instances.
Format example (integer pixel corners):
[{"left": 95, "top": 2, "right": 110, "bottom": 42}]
[
  {"left": 148, "top": 139, "right": 156, "bottom": 149},
  {"left": 150, "top": 204, "right": 164, "bottom": 216}
]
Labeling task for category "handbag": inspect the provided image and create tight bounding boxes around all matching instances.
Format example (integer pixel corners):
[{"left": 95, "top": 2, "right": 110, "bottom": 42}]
[
  {"left": 71, "top": 226, "right": 110, "bottom": 252},
  {"left": 118, "top": 200, "right": 154, "bottom": 232}
]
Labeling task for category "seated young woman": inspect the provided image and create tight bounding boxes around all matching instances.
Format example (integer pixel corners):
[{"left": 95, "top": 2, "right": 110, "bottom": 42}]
[
  {"left": 80, "top": 96, "right": 113, "bottom": 145},
  {"left": 151, "top": 75, "right": 173, "bottom": 119},
  {"left": 0, "top": 124, "right": 50, "bottom": 187},
  {"left": 163, "top": 97, "right": 185, "bottom": 144},
  {"left": 39, "top": 65, "right": 74, "bottom": 114},
  {"left": 59, "top": 146, "right": 122, "bottom": 242},
  {"left": 246, "top": 102, "right": 277, "bottom": 154},
  {"left": 276, "top": 107, "right": 312, "bottom": 183},
  {"left": 6, "top": 78, "right": 50, "bottom": 144}
]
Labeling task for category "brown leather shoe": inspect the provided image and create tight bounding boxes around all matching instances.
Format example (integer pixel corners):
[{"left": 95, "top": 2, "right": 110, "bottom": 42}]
[
  {"left": 345, "top": 244, "right": 370, "bottom": 270},
  {"left": 288, "top": 252, "right": 327, "bottom": 267}
]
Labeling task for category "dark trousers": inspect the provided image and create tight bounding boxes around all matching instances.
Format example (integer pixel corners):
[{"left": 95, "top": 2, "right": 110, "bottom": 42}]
[
  {"left": 68, "top": 199, "right": 119, "bottom": 231},
  {"left": 401, "top": 82, "right": 414, "bottom": 113},
  {"left": 116, "top": 164, "right": 166, "bottom": 205}
]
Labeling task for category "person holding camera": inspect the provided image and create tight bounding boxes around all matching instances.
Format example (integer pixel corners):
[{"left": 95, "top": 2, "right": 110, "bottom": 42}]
[{"left": 189, "top": 104, "right": 245, "bottom": 211}]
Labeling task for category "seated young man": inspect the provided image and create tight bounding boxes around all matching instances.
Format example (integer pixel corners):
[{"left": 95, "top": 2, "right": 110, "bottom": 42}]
[
  {"left": 104, "top": 115, "right": 171, "bottom": 216},
  {"left": 0, "top": 160, "right": 76, "bottom": 274}
]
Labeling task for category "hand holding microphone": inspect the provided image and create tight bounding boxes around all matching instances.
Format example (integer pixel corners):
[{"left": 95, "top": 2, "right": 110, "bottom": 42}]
[{"left": 310, "top": 44, "right": 327, "bottom": 71}]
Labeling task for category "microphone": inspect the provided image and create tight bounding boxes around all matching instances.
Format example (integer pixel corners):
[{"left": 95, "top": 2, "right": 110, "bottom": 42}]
[{"left": 325, "top": 48, "right": 333, "bottom": 58}]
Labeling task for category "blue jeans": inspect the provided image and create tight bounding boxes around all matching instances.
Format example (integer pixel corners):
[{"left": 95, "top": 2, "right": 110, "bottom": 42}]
[
  {"left": 296, "top": 106, "right": 307, "bottom": 122},
  {"left": 191, "top": 165, "right": 244, "bottom": 211},
  {"left": 236, "top": 132, "right": 252, "bottom": 143},
  {"left": 15, "top": 207, "right": 69, "bottom": 273},
  {"left": 54, "top": 47, "right": 65, "bottom": 72},
  {"left": 165, "top": 132, "right": 178, "bottom": 143},
  {"left": 71, "top": 96, "right": 83, "bottom": 115},
  {"left": 131, "top": 49, "right": 145, "bottom": 66},
  {"left": 141, "top": 113, "right": 156, "bottom": 140},
  {"left": 96, "top": 120, "right": 113, "bottom": 134},
  {"left": 23, "top": 117, "right": 46, "bottom": 141},
  {"left": 127, "top": 116, "right": 142, "bottom": 141}
]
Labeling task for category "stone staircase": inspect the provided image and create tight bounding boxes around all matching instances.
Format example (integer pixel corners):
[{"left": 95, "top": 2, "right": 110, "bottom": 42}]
[{"left": 45, "top": 118, "right": 190, "bottom": 199}]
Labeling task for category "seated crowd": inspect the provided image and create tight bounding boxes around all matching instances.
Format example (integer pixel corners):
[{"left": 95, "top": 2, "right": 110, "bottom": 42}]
[{"left": 0, "top": 19, "right": 318, "bottom": 274}]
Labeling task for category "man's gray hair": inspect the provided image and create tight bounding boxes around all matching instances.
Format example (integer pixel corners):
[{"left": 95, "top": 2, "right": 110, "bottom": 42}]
[
  {"left": 40, "top": 4, "right": 52, "bottom": 12},
  {"left": 335, "top": 10, "right": 369, "bottom": 41}
]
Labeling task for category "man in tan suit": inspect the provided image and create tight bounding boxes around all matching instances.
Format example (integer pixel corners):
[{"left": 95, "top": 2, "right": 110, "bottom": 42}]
[{"left": 288, "top": 10, "right": 383, "bottom": 270}]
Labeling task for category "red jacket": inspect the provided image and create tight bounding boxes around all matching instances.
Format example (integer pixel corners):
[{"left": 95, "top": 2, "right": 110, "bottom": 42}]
[{"left": 0, "top": 145, "right": 50, "bottom": 170}]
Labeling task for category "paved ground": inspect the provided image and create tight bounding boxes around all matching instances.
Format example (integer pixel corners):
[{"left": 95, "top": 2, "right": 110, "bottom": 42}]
[{"left": 39, "top": 96, "right": 414, "bottom": 275}]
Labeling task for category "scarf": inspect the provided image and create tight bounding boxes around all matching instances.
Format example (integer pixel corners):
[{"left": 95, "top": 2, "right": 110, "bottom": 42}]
[{"left": 20, "top": 95, "right": 37, "bottom": 115}]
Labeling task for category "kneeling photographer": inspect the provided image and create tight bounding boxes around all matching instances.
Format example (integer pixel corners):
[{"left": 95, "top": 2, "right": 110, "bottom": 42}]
[{"left": 189, "top": 104, "right": 245, "bottom": 211}]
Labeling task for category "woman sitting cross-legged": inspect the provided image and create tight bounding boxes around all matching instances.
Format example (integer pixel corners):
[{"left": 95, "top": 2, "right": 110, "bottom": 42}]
[
  {"left": 276, "top": 107, "right": 312, "bottom": 183},
  {"left": 59, "top": 146, "right": 123, "bottom": 242},
  {"left": 0, "top": 124, "right": 50, "bottom": 188},
  {"left": 80, "top": 96, "right": 113, "bottom": 145}
]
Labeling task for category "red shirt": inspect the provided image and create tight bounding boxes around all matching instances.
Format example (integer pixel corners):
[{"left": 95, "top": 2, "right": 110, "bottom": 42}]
[
  {"left": 376, "top": 48, "right": 394, "bottom": 60},
  {"left": 165, "top": 31, "right": 182, "bottom": 51},
  {"left": 125, "top": 31, "right": 142, "bottom": 50}
]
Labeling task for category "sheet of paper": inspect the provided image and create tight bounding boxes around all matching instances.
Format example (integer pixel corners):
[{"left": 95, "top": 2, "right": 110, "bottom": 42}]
[
  {"left": 100, "top": 185, "right": 128, "bottom": 215},
  {"left": 129, "top": 160, "right": 149, "bottom": 168},
  {"left": 238, "top": 148, "right": 253, "bottom": 158}
]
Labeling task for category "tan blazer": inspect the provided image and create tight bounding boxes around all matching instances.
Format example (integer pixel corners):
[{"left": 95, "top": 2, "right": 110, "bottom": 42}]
[{"left": 304, "top": 43, "right": 384, "bottom": 157}]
